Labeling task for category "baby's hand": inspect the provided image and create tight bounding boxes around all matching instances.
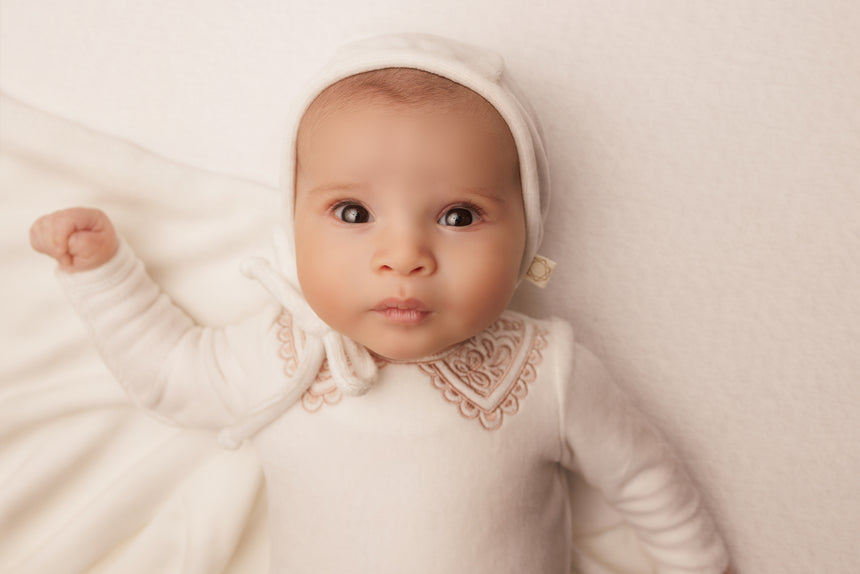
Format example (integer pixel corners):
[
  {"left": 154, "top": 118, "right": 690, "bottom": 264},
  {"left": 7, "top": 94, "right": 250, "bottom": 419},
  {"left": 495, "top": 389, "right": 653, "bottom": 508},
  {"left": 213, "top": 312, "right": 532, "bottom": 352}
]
[{"left": 30, "top": 207, "right": 119, "bottom": 272}]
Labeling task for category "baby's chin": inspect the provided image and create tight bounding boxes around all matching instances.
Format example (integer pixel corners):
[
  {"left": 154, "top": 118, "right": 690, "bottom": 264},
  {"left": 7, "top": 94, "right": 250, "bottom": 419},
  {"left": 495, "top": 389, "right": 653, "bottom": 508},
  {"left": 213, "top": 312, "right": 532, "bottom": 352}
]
[{"left": 363, "top": 336, "right": 462, "bottom": 363}]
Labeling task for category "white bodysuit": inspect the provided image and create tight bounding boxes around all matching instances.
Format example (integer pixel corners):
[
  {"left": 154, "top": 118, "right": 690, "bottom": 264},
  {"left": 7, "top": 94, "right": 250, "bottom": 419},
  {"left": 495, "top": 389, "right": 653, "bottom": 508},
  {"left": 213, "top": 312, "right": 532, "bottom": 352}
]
[{"left": 58, "top": 240, "right": 729, "bottom": 574}]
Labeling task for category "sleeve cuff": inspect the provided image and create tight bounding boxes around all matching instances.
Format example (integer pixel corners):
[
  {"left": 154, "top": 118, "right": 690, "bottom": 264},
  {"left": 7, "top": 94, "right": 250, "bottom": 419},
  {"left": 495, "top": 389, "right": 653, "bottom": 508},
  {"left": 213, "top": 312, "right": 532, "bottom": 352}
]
[{"left": 56, "top": 237, "right": 139, "bottom": 297}]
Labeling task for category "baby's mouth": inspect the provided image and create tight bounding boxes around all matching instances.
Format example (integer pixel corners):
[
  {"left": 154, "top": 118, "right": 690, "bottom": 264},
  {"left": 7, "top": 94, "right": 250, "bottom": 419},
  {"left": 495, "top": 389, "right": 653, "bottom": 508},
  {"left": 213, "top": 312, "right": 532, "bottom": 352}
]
[{"left": 372, "top": 298, "right": 431, "bottom": 324}]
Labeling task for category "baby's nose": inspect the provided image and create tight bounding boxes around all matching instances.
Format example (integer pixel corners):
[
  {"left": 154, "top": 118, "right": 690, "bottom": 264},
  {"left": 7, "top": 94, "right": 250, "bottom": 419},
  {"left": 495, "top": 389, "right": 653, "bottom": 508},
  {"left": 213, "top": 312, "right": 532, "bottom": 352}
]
[{"left": 371, "top": 229, "right": 436, "bottom": 277}]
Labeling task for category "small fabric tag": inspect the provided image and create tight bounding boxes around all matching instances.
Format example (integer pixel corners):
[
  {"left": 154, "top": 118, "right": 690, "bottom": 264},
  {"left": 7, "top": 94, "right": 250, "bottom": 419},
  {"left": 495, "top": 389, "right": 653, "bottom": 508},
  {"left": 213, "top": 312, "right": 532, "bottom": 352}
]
[{"left": 525, "top": 254, "right": 556, "bottom": 288}]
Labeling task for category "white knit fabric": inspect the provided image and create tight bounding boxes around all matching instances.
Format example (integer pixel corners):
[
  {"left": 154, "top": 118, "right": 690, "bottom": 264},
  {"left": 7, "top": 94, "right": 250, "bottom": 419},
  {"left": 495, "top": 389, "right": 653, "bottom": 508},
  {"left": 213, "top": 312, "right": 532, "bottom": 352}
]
[{"left": 57, "top": 241, "right": 730, "bottom": 574}]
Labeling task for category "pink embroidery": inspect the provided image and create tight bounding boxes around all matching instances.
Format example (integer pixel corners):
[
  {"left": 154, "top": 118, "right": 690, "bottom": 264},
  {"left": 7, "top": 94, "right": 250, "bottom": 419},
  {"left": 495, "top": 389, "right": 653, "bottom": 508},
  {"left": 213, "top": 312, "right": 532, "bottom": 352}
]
[
  {"left": 419, "top": 317, "right": 547, "bottom": 430},
  {"left": 276, "top": 312, "right": 300, "bottom": 375},
  {"left": 277, "top": 311, "right": 547, "bottom": 426},
  {"left": 301, "top": 378, "right": 343, "bottom": 413},
  {"left": 276, "top": 311, "right": 386, "bottom": 413}
]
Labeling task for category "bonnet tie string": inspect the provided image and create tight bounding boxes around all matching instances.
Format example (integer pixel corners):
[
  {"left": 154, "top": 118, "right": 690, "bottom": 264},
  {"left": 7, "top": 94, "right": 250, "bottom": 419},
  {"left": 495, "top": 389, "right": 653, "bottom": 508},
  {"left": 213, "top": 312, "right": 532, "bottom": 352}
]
[{"left": 217, "top": 251, "right": 378, "bottom": 450}]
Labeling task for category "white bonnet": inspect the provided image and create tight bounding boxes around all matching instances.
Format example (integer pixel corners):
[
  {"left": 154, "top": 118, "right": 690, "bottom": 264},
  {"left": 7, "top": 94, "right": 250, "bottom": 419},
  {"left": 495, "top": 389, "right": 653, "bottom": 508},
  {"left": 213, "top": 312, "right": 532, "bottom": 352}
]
[
  {"left": 222, "top": 35, "right": 551, "bottom": 447},
  {"left": 279, "top": 33, "right": 551, "bottom": 279}
]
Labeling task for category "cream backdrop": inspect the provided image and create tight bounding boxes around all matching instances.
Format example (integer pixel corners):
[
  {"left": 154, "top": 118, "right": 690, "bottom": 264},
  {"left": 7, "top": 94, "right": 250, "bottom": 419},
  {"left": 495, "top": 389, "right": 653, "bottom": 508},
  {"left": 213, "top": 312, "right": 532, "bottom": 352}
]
[{"left": 2, "top": 1, "right": 859, "bottom": 573}]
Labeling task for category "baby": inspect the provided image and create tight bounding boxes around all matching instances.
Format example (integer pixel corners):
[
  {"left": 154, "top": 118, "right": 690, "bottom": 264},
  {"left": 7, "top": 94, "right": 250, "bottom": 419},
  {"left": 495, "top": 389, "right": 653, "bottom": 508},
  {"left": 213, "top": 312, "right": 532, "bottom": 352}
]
[{"left": 30, "top": 34, "right": 731, "bottom": 573}]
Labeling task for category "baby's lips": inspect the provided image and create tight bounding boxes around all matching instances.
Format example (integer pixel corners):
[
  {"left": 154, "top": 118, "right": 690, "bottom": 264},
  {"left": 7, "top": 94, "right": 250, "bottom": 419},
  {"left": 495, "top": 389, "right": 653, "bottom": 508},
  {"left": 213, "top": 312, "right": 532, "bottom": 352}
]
[{"left": 372, "top": 297, "right": 431, "bottom": 312}]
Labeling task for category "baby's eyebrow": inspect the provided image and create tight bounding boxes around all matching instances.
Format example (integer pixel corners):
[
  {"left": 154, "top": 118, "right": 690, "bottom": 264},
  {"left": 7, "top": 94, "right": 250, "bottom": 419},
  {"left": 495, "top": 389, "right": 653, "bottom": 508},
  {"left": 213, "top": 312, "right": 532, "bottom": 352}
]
[
  {"left": 305, "top": 182, "right": 508, "bottom": 205},
  {"left": 307, "top": 182, "right": 369, "bottom": 195},
  {"left": 460, "top": 186, "right": 507, "bottom": 205}
]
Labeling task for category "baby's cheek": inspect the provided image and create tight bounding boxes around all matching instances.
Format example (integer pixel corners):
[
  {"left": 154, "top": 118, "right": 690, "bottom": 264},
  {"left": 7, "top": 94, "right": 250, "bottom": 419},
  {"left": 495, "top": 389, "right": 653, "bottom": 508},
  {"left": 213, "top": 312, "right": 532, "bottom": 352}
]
[
  {"left": 297, "top": 240, "right": 362, "bottom": 322},
  {"left": 455, "top": 258, "right": 515, "bottom": 325}
]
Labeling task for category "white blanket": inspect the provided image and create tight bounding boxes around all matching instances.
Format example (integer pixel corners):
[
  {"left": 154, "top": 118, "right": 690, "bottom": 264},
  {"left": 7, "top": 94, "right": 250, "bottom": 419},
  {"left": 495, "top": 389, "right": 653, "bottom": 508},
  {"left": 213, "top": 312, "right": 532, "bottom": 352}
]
[
  {"left": 0, "top": 95, "right": 656, "bottom": 574},
  {"left": 1, "top": 94, "right": 275, "bottom": 574}
]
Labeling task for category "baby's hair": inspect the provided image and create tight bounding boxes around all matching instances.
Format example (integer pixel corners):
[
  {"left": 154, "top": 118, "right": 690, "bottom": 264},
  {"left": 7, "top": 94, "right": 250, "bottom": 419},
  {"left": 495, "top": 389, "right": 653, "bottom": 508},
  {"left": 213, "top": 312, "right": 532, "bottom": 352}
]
[
  {"left": 318, "top": 68, "right": 472, "bottom": 110},
  {"left": 304, "top": 68, "right": 498, "bottom": 122},
  {"left": 296, "top": 68, "right": 519, "bottom": 180}
]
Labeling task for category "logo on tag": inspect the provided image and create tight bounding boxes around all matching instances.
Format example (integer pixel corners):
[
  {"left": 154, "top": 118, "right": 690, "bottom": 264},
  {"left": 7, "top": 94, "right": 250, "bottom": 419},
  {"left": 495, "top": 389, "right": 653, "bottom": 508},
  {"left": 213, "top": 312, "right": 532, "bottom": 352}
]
[{"left": 525, "top": 254, "right": 556, "bottom": 288}]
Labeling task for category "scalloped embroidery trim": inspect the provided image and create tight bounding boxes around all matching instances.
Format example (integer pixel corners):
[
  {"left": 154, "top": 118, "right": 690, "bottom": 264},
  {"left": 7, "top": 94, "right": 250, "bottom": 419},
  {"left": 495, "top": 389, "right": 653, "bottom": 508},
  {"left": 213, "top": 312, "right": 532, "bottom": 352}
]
[
  {"left": 277, "top": 311, "right": 547, "bottom": 427},
  {"left": 277, "top": 311, "right": 387, "bottom": 413},
  {"left": 418, "top": 317, "right": 547, "bottom": 430}
]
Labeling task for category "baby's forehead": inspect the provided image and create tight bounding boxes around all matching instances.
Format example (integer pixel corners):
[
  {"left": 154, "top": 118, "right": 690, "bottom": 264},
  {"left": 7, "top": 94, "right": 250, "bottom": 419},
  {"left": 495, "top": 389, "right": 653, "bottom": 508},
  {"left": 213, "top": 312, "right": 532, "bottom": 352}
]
[
  {"left": 299, "top": 68, "right": 506, "bottom": 134},
  {"left": 295, "top": 69, "right": 519, "bottom": 178}
]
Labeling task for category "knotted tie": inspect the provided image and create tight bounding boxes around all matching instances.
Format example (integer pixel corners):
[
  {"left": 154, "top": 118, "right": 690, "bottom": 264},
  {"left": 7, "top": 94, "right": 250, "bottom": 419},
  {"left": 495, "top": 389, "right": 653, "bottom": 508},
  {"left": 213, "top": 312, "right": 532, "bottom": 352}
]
[{"left": 218, "top": 231, "right": 378, "bottom": 449}]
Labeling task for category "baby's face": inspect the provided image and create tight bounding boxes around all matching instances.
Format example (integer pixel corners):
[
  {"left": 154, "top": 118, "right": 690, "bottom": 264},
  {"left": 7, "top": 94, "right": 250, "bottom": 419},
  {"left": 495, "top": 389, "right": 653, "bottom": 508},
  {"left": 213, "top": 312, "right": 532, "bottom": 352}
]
[{"left": 293, "top": 96, "right": 525, "bottom": 361}]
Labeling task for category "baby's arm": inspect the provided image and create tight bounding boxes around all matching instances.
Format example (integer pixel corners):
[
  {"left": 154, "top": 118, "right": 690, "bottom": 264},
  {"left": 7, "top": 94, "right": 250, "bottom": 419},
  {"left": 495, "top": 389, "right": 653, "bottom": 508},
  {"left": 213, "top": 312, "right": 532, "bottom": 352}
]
[
  {"left": 559, "top": 341, "right": 731, "bottom": 574},
  {"left": 30, "top": 207, "right": 119, "bottom": 272},
  {"left": 29, "top": 207, "right": 271, "bottom": 430}
]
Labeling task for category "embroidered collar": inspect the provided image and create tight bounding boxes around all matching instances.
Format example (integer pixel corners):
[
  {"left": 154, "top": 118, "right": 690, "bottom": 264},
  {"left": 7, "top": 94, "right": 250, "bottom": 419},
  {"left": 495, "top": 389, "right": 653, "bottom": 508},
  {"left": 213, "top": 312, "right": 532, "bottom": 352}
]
[{"left": 280, "top": 311, "right": 548, "bottom": 431}]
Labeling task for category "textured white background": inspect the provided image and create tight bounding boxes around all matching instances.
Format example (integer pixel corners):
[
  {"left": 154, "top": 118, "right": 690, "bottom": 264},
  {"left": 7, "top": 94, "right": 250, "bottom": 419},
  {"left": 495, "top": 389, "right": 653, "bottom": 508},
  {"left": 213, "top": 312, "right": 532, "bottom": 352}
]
[{"left": 2, "top": 1, "right": 859, "bottom": 572}]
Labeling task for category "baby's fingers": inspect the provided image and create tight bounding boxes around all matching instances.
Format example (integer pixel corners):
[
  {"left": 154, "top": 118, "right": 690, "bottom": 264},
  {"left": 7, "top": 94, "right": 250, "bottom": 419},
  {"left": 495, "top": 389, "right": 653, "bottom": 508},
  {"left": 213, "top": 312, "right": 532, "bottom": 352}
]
[
  {"left": 29, "top": 213, "right": 72, "bottom": 262},
  {"left": 29, "top": 208, "right": 118, "bottom": 271},
  {"left": 66, "top": 227, "right": 119, "bottom": 271}
]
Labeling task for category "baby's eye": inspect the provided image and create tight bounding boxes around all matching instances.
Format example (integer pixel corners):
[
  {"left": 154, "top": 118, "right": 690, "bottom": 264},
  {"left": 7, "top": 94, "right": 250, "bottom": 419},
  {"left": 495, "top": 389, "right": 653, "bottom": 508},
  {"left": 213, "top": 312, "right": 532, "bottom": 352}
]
[
  {"left": 438, "top": 206, "right": 478, "bottom": 227},
  {"left": 334, "top": 203, "right": 371, "bottom": 224}
]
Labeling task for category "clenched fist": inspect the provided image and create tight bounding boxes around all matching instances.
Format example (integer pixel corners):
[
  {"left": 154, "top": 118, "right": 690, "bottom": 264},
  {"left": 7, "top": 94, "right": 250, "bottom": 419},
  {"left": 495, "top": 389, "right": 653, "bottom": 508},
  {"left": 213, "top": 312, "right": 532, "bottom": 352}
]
[{"left": 30, "top": 207, "right": 119, "bottom": 272}]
